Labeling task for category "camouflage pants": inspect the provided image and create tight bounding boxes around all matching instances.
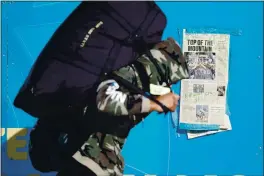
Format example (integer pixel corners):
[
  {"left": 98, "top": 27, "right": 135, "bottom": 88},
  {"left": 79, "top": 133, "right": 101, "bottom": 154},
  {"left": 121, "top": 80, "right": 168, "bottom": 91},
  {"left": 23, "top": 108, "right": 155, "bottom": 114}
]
[{"left": 72, "top": 132, "right": 125, "bottom": 176}]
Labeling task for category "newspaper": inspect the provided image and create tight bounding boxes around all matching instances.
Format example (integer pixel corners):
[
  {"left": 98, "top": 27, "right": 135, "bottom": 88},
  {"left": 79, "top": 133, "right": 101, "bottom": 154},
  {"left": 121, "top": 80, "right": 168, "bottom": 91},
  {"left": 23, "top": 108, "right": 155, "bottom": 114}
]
[
  {"left": 179, "top": 29, "right": 231, "bottom": 133},
  {"left": 187, "top": 114, "right": 232, "bottom": 139}
]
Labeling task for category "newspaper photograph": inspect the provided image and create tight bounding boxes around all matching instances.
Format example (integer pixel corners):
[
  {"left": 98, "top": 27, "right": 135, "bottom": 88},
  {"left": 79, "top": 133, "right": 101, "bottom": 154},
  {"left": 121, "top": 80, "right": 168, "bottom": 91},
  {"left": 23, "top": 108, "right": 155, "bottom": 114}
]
[
  {"left": 179, "top": 30, "right": 230, "bottom": 131},
  {"left": 182, "top": 29, "right": 230, "bottom": 83},
  {"left": 185, "top": 52, "right": 216, "bottom": 80}
]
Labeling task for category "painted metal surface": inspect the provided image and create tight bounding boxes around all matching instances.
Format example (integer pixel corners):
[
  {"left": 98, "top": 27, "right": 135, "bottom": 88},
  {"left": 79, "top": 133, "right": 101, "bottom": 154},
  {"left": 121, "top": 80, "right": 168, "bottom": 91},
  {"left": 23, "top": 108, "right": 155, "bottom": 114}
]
[{"left": 1, "top": 2, "right": 263, "bottom": 175}]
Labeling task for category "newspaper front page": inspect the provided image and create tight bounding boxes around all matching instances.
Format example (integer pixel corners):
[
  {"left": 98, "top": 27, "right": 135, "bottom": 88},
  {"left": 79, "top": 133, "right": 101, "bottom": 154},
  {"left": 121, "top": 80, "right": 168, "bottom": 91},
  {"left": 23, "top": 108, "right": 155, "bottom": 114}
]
[{"left": 179, "top": 29, "right": 231, "bottom": 137}]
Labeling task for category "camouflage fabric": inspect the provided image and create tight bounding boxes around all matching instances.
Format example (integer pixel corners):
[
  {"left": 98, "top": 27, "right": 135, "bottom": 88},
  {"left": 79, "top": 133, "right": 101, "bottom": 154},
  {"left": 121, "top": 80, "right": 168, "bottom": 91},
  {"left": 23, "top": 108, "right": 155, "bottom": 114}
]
[
  {"left": 96, "top": 78, "right": 150, "bottom": 116},
  {"left": 72, "top": 37, "right": 189, "bottom": 176},
  {"left": 95, "top": 38, "right": 189, "bottom": 117},
  {"left": 73, "top": 133, "right": 125, "bottom": 176},
  {"left": 139, "top": 37, "right": 189, "bottom": 86},
  {"left": 114, "top": 37, "right": 189, "bottom": 87}
]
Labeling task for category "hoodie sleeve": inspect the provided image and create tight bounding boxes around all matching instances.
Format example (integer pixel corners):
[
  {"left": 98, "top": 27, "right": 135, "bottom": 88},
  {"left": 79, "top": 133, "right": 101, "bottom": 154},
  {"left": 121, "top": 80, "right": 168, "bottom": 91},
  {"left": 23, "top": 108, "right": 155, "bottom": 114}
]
[
  {"left": 153, "top": 37, "right": 190, "bottom": 84},
  {"left": 96, "top": 79, "right": 151, "bottom": 116}
]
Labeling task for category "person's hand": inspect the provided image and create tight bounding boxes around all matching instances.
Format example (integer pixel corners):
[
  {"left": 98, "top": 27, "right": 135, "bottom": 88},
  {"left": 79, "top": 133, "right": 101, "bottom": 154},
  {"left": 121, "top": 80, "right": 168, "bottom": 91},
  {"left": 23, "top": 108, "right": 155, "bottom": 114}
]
[{"left": 150, "top": 92, "right": 180, "bottom": 112}]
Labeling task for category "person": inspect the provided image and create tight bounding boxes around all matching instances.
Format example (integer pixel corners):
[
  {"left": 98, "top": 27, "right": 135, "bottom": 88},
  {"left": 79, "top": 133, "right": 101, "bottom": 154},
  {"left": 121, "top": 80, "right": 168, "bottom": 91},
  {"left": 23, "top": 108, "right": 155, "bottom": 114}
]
[{"left": 29, "top": 38, "right": 189, "bottom": 176}]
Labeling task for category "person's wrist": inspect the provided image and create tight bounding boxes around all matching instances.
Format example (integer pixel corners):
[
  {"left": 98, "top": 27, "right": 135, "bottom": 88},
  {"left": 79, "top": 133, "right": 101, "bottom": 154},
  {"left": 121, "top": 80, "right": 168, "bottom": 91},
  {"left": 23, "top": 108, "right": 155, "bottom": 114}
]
[
  {"left": 149, "top": 100, "right": 162, "bottom": 112},
  {"left": 149, "top": 101, "right": 157, "bottom": 112}
]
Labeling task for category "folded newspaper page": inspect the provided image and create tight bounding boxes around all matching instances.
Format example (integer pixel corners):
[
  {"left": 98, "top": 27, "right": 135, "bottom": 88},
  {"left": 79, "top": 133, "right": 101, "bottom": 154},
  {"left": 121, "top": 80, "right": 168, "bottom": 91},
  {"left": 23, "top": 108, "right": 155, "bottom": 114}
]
[
  {"left": 179, "top": 29, "right": 231, "bottom": 131},
  {"left": 187, "top": 84, "right": 232, "bottom": 139},
  {"left": 187, "top": 114, "right": 232, "bottom": 139}
]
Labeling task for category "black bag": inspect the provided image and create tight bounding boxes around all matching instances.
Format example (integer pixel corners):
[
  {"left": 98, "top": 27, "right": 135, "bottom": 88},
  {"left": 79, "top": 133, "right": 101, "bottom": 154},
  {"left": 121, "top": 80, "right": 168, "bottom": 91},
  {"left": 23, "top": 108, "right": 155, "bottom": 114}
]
[
  {"left": 29, "top": 120, "right": 64, "bottom": 172},
  {"left": 29, "top": 118, "right": 91, "bottom": 173},
  {"left": 23, "top": 2, "right": 169, "bottom": 172},
  {"left": 13, "top": 1, "right": 167, "bottom": 119}
]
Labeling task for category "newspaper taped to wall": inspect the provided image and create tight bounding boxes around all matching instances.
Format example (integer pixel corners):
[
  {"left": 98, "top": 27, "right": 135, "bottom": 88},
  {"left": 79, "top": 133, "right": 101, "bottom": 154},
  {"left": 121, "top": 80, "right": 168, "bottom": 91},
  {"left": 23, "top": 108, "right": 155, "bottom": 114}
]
[{"left": 179, "top": 29, "right": 231, "bottom": 137}]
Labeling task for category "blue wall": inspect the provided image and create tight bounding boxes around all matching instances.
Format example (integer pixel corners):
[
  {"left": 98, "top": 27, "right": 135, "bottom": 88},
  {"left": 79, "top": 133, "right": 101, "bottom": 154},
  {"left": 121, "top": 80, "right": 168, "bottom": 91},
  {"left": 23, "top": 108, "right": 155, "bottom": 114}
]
[{"left": 1, "top": 2, "right": 263, "bottom": 175}]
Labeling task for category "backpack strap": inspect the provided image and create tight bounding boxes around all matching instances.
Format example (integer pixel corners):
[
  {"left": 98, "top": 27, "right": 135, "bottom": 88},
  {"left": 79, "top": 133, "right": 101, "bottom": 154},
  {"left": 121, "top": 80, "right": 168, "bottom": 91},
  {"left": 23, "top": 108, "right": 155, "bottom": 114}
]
[
  {"left": 132, "top": 61, "right": 150, "bottom": 93},
  {"left": 109, "top": 73, "right": 170, "bottom": 112}
]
